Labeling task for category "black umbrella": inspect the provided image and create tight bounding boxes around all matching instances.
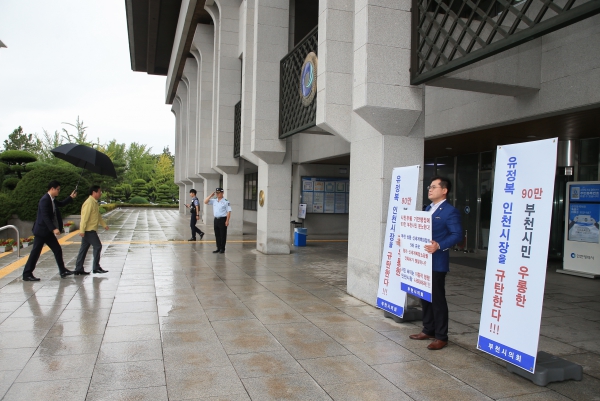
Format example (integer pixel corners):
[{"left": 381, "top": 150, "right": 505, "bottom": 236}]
[{"left": 51, "top": 143, "right": 117, "bottom": 189}]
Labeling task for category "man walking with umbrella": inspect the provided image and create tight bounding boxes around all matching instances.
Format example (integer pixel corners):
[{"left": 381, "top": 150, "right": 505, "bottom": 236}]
[
  {"left": 22, "top": 180, "right": 77, "bottom": 281},
  {"left": 74, "top": 185, "right": 109, "bottom": 275}
]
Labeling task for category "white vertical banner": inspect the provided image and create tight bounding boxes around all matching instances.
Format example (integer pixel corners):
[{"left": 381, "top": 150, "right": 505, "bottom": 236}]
[
  {"left": 477, "top": 138, "right": 558, "bottom": 372},
  {"left": 398, "top": 210, "right": 433, "bottom": 301},
  {"left": 376, "top": 165, "right": 420, "bottom": 318}
]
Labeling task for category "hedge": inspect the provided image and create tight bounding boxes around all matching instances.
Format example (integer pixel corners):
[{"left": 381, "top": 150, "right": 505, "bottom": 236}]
[
  {"left": 129, "top": 196, "right": 149, "bottom": 204},
  {"left": 105, "top": 203, "right": 177, "bottom": 209},
  {"left": 2, "top": 177, "right": 19, "bottom": 191},
  {"left": 0, "top": 193, "right": 13, "bottom": 225},
  {"left": 12, "top": 165, "right": 91, "bottom": 221},
  {"left": 0, "top": 150, "right": 37, "bottom": 164}
]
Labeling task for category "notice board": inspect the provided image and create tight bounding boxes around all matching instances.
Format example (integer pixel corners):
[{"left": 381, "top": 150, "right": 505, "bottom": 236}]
[{"left": 301, "top": 177, "right": 349, "bottom": 214}]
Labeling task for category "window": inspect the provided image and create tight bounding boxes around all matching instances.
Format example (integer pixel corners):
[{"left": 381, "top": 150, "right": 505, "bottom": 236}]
[
  {"left": 579, "top": 138, "right": 599, "bottom": 181},
  {"left": 244, "top": 173, "right": 258, "bottom": 210}
]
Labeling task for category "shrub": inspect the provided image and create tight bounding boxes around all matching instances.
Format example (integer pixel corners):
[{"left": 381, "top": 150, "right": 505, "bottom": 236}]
[
  {"left": 12, "top": 165, "right": 91, "bottom": 221},
  {"left": 131, "top": 179, "right": 147, "bottom": 198},
  {"left": 2, "top": 177, "right": 19, "bottom": 191},
  {"left": 25, "top": 161, "right": 51, "bottom": 172},
  {"left": 0, "top": 193, "right": 14, "bottom": 225},
  {"left": 128, "top": 196, "right": 149, "bottom": 204},
  {"left": 99, "top": 207, "right": 106, "bottom": 214},
  {"left": 0, "top": 150, "right": 37, "bottom": 164}
]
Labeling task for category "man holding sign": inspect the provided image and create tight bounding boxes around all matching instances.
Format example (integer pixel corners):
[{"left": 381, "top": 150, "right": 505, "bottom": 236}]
[{"left": 410, "top": 177, "right": 463, "bottom": 350}]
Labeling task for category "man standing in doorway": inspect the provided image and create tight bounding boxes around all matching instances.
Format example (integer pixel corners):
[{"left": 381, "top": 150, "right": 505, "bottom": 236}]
[
  {"left": 22, "top": 180, "right": 77, "bottom": 281},
  {"left": 74, "top": 185, "right": 109, "bottom": 275},
  {"left": 185, "top": 189, "right": 204, "bottom": 241},
  {"left": 409, "top": 176, "right": 463, "bottom": 350},
  {"left": 204, "top": 187, "right": 231, "bottom": 254}
]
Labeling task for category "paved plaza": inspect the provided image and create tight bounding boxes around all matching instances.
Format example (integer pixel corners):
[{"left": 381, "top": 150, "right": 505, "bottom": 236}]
[{"left": 0, "top": 208, "right": 599, "bottom": 400}]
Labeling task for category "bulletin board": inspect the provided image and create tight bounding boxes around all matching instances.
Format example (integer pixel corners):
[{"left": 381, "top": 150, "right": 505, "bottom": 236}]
[{"left": 301, "top": 177, "right": 349, "bottom": 214}]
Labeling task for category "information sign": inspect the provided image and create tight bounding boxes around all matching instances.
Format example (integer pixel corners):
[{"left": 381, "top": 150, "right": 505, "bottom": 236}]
[
  {"left": 376, "top": 165, "right": 420, "bottom": 318},
  {"left": 301, "top": 177, "right": 349, "bottom": 214},
  {"left": 477, "top": 138, "right": 557, "bottom": 372},
  {"left": 398, "top": 210, "right": 433, "bottom": 302}
]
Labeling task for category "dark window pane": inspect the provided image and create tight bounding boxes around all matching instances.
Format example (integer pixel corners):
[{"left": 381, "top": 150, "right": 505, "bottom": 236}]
[{"left": 580, "top": 138, "right": 599, "bottom": 165}]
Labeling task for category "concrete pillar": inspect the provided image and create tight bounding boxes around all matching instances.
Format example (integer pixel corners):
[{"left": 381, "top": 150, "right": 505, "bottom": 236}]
[
  {"left": 251, "top": 0, "right": 292, "bottom": 254},
  {"left": 316, "top": 0, "right": 353, "bottom": 141},
  {"left": 191, "top": 24, "right": 216, "bottom": 179},
  {"left": 347, "top": 0, "right": 424, "bottom": 305},
  {"left": 239, "top": 0, "right": 259, "bottom": 165},
  {"left": 202, "top": 175, "right": 221, "bottom": 223},
  {"left": 182, "top": 59, "right": 200, "bottom": 183},
  {"left": 178, "top": 184, "right": 186, "bottom": 214},
  {"left": 223, "top": 160, "right": 244, "bottom": 236}
]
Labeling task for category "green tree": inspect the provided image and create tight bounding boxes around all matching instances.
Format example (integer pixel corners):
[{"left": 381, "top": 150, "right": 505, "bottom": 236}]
[
  {"left": 3, "top": 126, "right": 42, "bottom": 153},
  {"left": 0, "top": 150, "right": 37, "bottom": 179}
]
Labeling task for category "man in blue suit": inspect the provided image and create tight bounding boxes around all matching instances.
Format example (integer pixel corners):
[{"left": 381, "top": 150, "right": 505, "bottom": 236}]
[
  {"left": 22, "top": 180, "right": 77, "bottom": 281},
  {"left": 410, "top": 176, "right": 463, "bottom": 350}
]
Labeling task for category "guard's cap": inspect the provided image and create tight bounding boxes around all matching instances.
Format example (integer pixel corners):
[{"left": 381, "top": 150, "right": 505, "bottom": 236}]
[{"left": 215, "top": 187, "right": 224, "bottom": 192}]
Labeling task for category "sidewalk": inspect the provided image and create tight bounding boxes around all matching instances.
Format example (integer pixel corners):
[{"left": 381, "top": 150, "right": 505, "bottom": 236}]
[{"left": 0, "top": 208, "right": 598, "bottom": 400}]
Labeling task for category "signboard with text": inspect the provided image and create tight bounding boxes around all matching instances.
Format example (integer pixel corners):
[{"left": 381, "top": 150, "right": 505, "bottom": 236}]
[
  {"left": 398, "top": 211, "right": 433, "bottom": 302},
  {"left": 376, "top": 165, "right": 420, "bottom": 318},
  {"left": 477, "top": 138, "right": 557, "bottom": 372}
]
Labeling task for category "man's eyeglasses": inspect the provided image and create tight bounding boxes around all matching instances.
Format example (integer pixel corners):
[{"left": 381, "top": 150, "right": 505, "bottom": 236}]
[{"left": 427, "top": 185, "right": 442, "bottom": 190}]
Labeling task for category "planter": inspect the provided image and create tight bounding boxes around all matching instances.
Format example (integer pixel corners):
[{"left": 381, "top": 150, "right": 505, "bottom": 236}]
[
  {"left": 64, "top": 227, "right": 71, "bottom": 233},
  {"left": 2, "top": 246, "right": 7, "bottom": 253},
  {"left": 23, "top": 242, "right": 29, "bottom": 248}
]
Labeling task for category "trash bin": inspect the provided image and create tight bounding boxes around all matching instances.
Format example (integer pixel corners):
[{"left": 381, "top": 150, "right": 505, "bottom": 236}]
[{"left": 294, "top": 227, "right": 307, "bottom": 247}]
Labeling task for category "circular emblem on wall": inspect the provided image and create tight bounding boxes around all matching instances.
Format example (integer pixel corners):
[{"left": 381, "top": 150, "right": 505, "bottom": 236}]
[{"left": 299, "top": 52, "right": 318, "bottom": 107}]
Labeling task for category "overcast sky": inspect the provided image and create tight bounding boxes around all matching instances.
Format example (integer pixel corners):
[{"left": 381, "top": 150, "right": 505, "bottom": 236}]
[{"left": 0, "top": 0, "right": 175, "bottom": 154}]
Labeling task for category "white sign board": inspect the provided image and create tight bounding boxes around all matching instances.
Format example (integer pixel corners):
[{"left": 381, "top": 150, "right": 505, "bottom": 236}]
[
  {"left": 298, "top": 203, "right": 307, "bottom": 219},
  {"left": 376, "top": 165, "right": 420, "bottom": 317},
  {"left": 477, "top": 138, "right": 557, "bottom": 372},
  {"left": 563, "top": 182, "right": 600, "bottom": 276},
  {"left": 398, "top": 210, "right": 433, "bottom": 301}
]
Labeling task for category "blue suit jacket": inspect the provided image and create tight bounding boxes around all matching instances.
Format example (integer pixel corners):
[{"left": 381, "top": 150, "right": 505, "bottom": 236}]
[
  {"left": 32, "top": 193, "right": 73, "bottom": 237},
  {"left": 429, "top": 201, "right": 463, "bottom": 272}
]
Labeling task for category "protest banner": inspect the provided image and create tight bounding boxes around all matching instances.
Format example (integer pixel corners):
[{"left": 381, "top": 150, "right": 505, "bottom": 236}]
[
  {"left": 477, "top": 138, "right": 557, "bottom": 372},
  {"left": 376, "top": 165, "right": 420, "bottom": 317}
]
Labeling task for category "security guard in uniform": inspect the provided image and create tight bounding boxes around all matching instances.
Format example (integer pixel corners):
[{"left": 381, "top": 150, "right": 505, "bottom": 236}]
[
  {"left": 185, "top": 189, "right": 204, "bottom": 241},
  {"left": 204, "top": 187, "right": 231, "bottom": 253}
]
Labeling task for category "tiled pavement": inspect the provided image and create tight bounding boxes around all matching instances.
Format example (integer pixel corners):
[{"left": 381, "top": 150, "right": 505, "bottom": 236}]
[{"left": 0, "top": 208, "right": 599, "bottom": 400}]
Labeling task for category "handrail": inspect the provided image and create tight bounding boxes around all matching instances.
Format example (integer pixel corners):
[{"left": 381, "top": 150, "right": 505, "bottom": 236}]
[{"left": 0, "top": 225, "right": 20, "bottom": 258}]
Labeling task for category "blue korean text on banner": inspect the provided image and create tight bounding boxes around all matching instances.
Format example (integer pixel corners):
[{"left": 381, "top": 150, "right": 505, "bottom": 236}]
[
  {"left": 376, "top": 165, "right": 420, "bottom": 318},
  {"left": 477, "top": 138, "right": 558, "bottom": 373}
]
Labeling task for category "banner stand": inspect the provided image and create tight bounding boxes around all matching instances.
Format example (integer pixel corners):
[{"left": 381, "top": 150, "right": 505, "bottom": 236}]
[
  {"left": 506, "top": 351, "right": 582, "bottom": 386},
  {"left": 383, "top": 306, "right": 422, "bottom": 323}
]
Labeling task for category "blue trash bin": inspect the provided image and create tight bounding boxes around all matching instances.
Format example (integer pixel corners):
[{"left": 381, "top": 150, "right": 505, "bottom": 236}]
[{"left": 294, "top": 227, "right": 307, "bottom": 246}]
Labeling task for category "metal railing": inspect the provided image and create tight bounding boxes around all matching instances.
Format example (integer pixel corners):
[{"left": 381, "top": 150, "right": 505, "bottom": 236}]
[
  {"left": 279, "top": 26, "right": 318, "bottom": 139},
  {"left": 0, "top": 225, "right": 20, "bottom": 258}
]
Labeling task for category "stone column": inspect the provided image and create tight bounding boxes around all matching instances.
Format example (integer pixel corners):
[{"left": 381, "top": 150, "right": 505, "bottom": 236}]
[
  {"left": 347, "top": 0, "right": 425, "bottom": 305},
  {"left": 251, "top": 0, "right": 292, "bottom": 254},
  {"left": 206, "top": 0, "right": 245, "bottom": 236},
  {"left": 171, "top": 98, "right": 187, "bottom": 214},
  {"left": 203, "top": 176, "right": 221, "bottom": 223}
]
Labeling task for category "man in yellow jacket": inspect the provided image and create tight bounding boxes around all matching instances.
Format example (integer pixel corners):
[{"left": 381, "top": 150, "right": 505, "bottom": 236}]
[{"left": 74, "top": 185, "right": 109, "bottom": 275}]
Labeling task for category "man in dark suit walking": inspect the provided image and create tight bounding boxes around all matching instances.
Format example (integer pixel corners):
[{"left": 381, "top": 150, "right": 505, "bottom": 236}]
[
  {"left": 410, "top": 176, "right": 463, "bottom": 350},
  {"left": 22, "top": 180, "right": 77, "bottom": 281}
]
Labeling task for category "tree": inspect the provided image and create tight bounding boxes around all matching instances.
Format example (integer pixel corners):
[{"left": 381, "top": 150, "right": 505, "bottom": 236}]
[
  {"left": 61, "top": 116, "right": 100, "bottom": 147},
  {"left": 0, "top": 150, "right": 38, "bottom": 179},
  {"left": 3, "top": 127, "right": 42, "bottom": 153}
]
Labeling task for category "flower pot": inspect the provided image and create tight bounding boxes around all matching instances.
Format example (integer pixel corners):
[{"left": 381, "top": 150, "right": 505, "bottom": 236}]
[
  {"left": 23, "top": 242, "right": 29, "bottom": 248},
  {"left": 2, "top": 246, "right": 7, "bottom": 253},
  {"left": 64, "top": 227, "right": 70, "bottom": 233}
]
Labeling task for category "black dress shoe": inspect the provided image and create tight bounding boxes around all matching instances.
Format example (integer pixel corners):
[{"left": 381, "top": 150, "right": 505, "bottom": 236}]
[
  {"left": 93, "top": 268, "right": 108, "bottom": 274},
  {"left": 74, "top": 270, "right": 90, "bottom": 275},
  {"left": 188, "top": 238, "right": 196, "bottom": 241},
  {"left": 23, "top": 276, "right": 41, "bottom": 281},
  {"left": 199, "top": 232, "right": 204, "bottom": 240},
  {"left": 60, "top": 270, "right": 74, "bottom": 278},
  {"left": 212, "top": 249, "right": 220, "bottom": 253},
  {"left": 219, "top": 250, "right": 225, "bottom": 254}
]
